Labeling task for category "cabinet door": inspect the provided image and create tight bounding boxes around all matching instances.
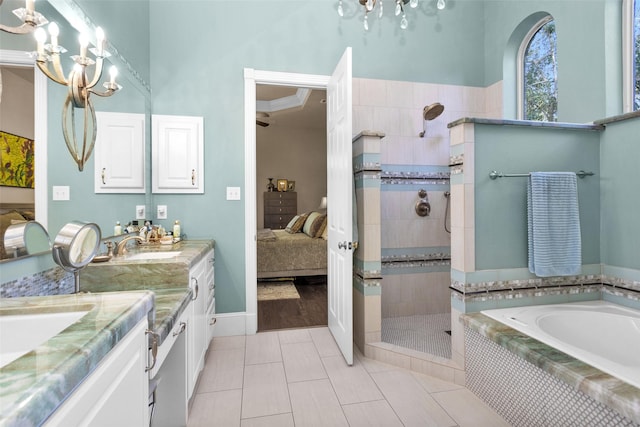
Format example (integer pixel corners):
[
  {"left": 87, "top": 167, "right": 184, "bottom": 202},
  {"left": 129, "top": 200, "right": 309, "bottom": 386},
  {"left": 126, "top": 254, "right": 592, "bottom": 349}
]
[
  {"left": 152, "top": 115, "right": 204, "bottom": 194},
  {"left": 45, "top": 320, "right": 149, "bottom": 426},
  {"left": 187, "top": 256, "right": 207, "bottom": 398},
  {"left": 94, "top": 112, "right": 146, "bottom": 193}
]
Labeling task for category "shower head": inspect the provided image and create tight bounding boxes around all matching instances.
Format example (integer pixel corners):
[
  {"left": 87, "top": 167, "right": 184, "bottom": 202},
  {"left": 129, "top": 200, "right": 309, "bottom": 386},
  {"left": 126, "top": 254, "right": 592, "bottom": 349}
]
[{"left": 419, "top": 102, "right": 445, "bottom": 137}]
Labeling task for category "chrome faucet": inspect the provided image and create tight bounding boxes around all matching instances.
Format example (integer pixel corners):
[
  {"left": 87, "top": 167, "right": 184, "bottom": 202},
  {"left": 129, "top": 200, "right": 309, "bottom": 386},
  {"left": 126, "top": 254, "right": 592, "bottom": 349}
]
[{"left": 115, "top": 235, "right": 144, "bottom": 256}]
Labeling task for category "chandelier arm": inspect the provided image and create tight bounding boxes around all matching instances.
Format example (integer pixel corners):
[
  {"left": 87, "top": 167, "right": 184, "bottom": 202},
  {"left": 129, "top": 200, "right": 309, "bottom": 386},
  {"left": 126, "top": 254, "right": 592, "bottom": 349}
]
[
  {"left": 0, "top": 22, "right": 34, "bottom": 34},
  {"left": 89, "top": 87, "right": 118, "bottom": 98},
  {"left": 50, "top": 53, "right": 68, "bottom": 86},
  {"left": 85, "top": 56, "right": 104, "bottom": 90},
  {"left": 81, "top": 99, "right": 98, "bottom": 169},
  {"left": 62, "top": 94, "right": 81, "bottom": 169},
  {"left": 35, "top": 60, "right": 68, "bottom": 86}
]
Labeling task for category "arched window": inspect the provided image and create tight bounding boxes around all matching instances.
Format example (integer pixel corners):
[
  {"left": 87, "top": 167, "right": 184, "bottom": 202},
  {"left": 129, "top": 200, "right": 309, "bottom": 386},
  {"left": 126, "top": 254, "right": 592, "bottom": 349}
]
[{"left": 518, "top": 16, "right": 557, "bottom": 121}]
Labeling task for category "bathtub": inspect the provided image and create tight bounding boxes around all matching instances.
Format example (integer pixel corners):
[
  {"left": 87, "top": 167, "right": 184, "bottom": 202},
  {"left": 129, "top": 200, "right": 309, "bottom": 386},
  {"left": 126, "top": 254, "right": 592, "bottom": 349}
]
[{"left": 481, "top": 300, "right": 640, "bottom": 389}]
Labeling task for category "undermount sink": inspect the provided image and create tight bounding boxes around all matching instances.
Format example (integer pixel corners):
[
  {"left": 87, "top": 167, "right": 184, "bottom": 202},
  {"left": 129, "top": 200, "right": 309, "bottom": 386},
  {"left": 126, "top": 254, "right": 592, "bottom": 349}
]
[
  {"left": 125, "top": 251, "right": 182, "bottom": 260},
  {"left": 0, "top": 309, "right": 90, "bottom": 367}
]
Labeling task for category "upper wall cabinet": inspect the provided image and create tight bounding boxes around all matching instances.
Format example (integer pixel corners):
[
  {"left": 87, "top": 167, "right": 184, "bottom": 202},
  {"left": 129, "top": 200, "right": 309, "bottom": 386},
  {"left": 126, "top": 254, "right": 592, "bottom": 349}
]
[
  {"left": 152, "top": 115, "right": 204, "bottom": 194},
  {"left": 94, "top": 112, "right": 146, "bottom": 194}
]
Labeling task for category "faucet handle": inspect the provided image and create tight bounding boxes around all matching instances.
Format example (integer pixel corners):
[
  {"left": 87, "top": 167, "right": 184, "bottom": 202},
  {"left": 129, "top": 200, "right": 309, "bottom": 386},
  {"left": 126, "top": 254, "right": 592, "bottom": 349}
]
[{"left": 105, "top": 241, "right": 115, "bottom": 257}]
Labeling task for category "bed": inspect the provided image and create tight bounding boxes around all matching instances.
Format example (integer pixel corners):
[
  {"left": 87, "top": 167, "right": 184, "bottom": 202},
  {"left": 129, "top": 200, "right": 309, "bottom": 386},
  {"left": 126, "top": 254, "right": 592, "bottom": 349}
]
[{"left": 257, "top": 220, "right": 327, "bottom": 279}]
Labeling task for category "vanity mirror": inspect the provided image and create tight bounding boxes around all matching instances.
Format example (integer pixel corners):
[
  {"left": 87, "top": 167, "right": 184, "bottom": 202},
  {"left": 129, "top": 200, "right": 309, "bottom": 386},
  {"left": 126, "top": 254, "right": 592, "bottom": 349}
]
[
  {"left": 52, "top": 221, "right": 101, "bottom": 293},
  {"left": 0, "top": 0, "right": 152, "bottom": 263}
]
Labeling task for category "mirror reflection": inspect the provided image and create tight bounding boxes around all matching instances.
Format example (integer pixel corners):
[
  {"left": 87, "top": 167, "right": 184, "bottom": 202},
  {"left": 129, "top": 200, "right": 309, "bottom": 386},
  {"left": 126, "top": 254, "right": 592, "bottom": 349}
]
[
  {"left": 2, "top": 220, "right": 51, "bottom": 259},
  {"left": 1, "top": 0, "right": 151, "bottom": 263}
]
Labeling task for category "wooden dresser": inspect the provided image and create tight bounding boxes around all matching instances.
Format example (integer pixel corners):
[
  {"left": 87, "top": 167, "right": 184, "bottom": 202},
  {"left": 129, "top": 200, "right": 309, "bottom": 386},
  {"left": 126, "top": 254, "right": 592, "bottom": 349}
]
[{"left": 264, "top": 192, "right": 297, "bottom": 229}]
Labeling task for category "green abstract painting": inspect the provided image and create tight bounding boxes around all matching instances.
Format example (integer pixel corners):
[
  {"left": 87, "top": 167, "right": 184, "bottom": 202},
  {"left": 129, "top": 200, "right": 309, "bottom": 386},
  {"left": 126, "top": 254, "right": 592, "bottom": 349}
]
[{"left": 0, "top": 131, "right": 34, "bottom": 188}]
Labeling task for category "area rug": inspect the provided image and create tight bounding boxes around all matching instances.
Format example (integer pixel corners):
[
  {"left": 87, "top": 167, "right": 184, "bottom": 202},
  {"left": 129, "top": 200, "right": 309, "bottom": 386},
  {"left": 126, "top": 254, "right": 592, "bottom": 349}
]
[{"left": 257, "top": 281, "right": 300, "bottom": 301}]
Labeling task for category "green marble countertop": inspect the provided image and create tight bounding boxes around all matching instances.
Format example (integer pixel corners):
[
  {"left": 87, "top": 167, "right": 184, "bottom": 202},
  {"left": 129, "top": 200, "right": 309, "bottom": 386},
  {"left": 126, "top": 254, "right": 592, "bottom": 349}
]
[
  {"left": 0, "top": 291, "right": 155, "bottom": 427},
  {"left": 82, "top": 239, "right": 214, "bottom": 292},
  {"left": 151, "top": 288, "right": 193, "bottom": 344},
  {"left": 462, "top": 312, "right": 640, "bottom": 424}
]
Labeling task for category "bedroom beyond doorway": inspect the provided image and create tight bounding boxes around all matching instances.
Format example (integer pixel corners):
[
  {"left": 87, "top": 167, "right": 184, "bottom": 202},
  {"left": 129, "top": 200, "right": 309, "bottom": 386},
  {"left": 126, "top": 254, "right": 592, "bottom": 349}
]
[{"left": 257, "top": 276, "right": 328, "bottom": 331}]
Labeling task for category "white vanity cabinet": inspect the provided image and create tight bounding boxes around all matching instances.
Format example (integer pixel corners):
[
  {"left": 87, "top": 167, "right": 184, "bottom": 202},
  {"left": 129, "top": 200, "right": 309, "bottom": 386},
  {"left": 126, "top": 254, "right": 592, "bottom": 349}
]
[
  {"left": 94, "top": 112, "right": 146, "bottom": 193},
  {"left": 187, "top": 250, "right": 213, "bottom": 398},
  {"left": 152, "top": 115, "right": 204, "bottom": 194},
  {"left": 45, "top": 320, "right": 149, "bottom": 427}
]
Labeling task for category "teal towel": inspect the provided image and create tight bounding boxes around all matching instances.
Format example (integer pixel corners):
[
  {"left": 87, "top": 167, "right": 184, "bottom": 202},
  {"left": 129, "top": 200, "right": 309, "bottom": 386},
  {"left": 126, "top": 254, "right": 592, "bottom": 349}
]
[{"left": 527, "top": 172, "right": 581, "bottom": 277}]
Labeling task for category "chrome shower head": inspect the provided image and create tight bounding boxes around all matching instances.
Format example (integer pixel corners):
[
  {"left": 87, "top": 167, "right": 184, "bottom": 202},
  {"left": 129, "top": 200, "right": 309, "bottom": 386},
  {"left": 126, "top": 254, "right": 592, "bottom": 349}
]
[{"left": 419, "top": 102, "right": 445, "bottom": 137}]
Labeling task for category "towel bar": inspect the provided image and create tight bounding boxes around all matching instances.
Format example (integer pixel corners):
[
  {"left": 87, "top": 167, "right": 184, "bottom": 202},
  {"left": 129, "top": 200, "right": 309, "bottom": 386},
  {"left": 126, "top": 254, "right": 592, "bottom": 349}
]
[{"left": 489, "top": 170, "right": 594, "bottom": 180}]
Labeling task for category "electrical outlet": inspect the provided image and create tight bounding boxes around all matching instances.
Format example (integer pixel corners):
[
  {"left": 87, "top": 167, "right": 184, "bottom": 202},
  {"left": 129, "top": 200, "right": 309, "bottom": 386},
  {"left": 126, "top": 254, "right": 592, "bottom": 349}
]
[
  {"left": 157, "top": 205, "right": 167, "bottom": 219},
  {"left": 136, "top": 205, "right": 146, "bottom": 220},
  {"left": 52, "top": 186, "right": 70, "bottom": 201},
  {"left": 226, "top": 186, "right": 241, "bottom": 200}
]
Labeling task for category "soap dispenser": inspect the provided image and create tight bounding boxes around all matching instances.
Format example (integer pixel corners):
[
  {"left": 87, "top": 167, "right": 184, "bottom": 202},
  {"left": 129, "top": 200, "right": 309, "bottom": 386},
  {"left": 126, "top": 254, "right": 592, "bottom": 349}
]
[
  {"left": 173, "top": 220, "right": 181, "bottom": 241},
  {"left": 114, "top": 221, "right": 122, "bottom": 236}
]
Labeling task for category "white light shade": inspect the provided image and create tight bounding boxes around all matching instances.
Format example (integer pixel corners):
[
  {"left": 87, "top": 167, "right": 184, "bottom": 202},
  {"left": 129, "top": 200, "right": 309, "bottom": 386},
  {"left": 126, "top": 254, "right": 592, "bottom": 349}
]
[{"left": 318, "top": 196, "right": 327, "bottom": 210}]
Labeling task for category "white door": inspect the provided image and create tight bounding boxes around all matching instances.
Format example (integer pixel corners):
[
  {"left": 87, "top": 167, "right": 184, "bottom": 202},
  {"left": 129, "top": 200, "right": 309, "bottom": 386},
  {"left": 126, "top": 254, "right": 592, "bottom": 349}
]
[{"left": 327, "top": 47, "right": 353, "bottom": 366}]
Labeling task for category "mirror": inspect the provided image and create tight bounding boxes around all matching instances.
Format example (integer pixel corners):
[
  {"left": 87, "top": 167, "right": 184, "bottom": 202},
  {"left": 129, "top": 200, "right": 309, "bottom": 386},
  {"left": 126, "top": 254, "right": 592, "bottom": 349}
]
[
  {"left": 0, "top": 0, "right": 152, "bottom": 263},
  {"left": 2, "top": 221, "right": 51, "bottom": 259},
  {"left": 52, "top": 221, "right": 101, "bottom": 292}
]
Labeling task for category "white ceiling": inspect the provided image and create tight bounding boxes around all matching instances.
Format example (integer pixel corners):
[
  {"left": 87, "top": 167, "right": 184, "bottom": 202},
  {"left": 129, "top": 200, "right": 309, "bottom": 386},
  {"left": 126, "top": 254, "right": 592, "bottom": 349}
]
[{"left": 256, "top": 84, "right": 326, "bottom": 131}]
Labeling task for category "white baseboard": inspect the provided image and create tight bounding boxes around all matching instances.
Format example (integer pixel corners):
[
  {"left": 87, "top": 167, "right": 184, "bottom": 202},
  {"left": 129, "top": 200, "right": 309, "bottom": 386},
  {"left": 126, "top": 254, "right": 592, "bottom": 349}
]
[{"left": 212, "top": 312, "right": 258, "bottom": 337}]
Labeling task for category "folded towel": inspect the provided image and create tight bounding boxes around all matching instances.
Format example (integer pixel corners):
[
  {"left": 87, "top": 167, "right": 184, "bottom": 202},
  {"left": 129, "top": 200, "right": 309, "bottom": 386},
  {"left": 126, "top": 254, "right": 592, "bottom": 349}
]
[
  {"left": 257, "top": 228, "right": 277, "bottom": 241},
  {"left": 527, "top": 172, "right": 581, "bottom": 277}
]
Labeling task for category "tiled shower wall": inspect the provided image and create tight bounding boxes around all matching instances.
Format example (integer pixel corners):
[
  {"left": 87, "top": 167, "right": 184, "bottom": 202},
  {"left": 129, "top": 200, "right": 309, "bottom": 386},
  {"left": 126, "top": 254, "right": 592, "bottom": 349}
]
[{"left": 353, "top": 78, "right": 503, "bottom": 320}]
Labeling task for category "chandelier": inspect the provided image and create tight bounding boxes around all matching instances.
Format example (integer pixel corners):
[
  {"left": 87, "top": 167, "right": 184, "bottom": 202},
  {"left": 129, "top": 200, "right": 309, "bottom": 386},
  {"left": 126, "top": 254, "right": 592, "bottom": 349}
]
[
  {"left": 0, "top": 0, "right": 48, "bottom": 34},
  {"left": 337, "top": 0, "right": 445, "bottom": 31},
  {"left": 34, "top": 23, "right": 121, "bottom": 171}
]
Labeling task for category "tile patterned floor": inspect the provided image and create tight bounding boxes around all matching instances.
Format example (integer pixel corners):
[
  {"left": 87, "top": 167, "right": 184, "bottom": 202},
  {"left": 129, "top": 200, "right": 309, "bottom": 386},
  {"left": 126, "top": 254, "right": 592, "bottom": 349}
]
[
  {"left": 382, "top": 313, "right": 452, "bottom": 358},
  {"left": 187, "top": 327, "right": 511, "bottom": 426}
]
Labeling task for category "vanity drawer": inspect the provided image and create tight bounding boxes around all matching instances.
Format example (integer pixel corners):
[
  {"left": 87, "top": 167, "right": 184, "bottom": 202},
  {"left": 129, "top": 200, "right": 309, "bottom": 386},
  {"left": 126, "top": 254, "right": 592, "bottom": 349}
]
[{"left": 149, "top": 308, "right": 188, "bottom": 379}]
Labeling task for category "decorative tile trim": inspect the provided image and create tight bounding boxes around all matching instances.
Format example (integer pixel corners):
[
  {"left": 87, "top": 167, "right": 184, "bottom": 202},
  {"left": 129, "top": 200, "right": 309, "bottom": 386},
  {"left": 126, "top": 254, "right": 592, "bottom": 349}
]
[
  {"left": 380, "top": 170, "right": 450, "bottom": 186},
  {"left": 452, "top": 274, "right": 602, "bottom": 295},
  {"left": 449, "top": 154, "right": 464, "bottom": 166},
  {"left": 0, "top": 267, "right": 74, "bottom": 298},
  {"left": 354, "top": 274, "right": 382, "bottom": 296}
]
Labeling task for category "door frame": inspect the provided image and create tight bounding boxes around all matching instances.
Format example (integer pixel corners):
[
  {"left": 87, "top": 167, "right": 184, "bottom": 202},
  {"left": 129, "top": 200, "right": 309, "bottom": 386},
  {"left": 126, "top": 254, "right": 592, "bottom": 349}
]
[
  {"left": 244, "top": 69, "right": 330, "bottom": 335},
  {"left": 0, "top": 50, "right": 48, "bottom": 229}
]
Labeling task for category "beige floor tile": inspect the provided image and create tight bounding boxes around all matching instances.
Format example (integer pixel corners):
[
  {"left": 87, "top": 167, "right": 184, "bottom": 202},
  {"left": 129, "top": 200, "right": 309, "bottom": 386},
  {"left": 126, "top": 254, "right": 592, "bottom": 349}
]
[
  {"left": 281, "top": 342, "right": 327, "bottom": 383},
  {"left": 309, "top": 327, "right": 341, "bottom": 357},
  {"left": 278, "top": 328, "right": 312, "bottom": 344},
  {"left": 242, "top": 362, "right": 291, "bottom": 419},
  {"left": 432, "top": 388, "right": 511, "bottom": 427},
  {"left": 187, "top": 389, "right": 242, "bottom": 427},
  {"left": 288, "top": 379, "right": 349, "bottom": 427},
  {"left": 321, "top": 355, "right": 383, "bottom": 405},
  {"left": 240, "top": 413, "right": 295, "bottom": 427},
  {"left": 211, "top": 335, "right": 246, "bottom": 351},
  {"left": 371, "top": 370, "right": 457, "bottom": 427},
  {"left": 341, "top": 400, "right": 404, "bottom": 427},
  {"left": 197, "top": 348, "right": 244, "bottom": 392},
  {"left": 411, "top": 370, "right": 464, "bottom": 394},
  {"left": 355, "top": 348, "right": 399, "bottom": 374},
  {"left": 245, "top": 331, "right": 281, "bottom": 365}
]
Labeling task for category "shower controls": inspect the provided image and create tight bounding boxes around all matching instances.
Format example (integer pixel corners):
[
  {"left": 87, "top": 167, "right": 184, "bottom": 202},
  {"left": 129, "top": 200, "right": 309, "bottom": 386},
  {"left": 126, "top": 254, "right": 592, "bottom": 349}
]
[{"left": 415, "top": 189, "right": 431, "bottom": 217}]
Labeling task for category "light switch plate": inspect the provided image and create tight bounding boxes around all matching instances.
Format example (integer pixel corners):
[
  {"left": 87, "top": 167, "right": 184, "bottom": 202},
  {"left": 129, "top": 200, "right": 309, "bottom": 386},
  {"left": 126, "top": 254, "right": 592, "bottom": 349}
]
[
  {"left": 157, "top": 205, "right": 167, "bottom": 219},
  {"left": 136, "top": 205, "right": 146, "bottom": 220},
  {"left": 226, "top": 186, "right": 241, "bottom": 200},
  {"left": 52, "top": 186, "right": 70, "bottom": 201}
]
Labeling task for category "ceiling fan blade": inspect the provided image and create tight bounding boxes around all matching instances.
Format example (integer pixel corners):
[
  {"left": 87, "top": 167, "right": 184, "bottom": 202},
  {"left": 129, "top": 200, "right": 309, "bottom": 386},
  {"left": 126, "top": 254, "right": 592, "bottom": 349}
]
[{"left": 256, "top": 120, "right": 269, "bottom": 127}]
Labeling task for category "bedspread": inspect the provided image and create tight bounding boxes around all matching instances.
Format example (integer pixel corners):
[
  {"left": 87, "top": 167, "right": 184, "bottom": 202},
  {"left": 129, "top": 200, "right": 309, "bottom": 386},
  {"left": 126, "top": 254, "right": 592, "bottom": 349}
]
[{"left": 257, "top": 229, "right": 327, "bottom": 278}]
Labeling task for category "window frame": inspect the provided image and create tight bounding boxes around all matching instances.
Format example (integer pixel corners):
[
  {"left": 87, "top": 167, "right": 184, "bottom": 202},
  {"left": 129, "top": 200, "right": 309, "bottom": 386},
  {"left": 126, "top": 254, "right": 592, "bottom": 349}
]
[
  {"left": 516, "top": 14, "right": 555, "bottom": 120},
  {"left": 622, "top": 0, "right": 637, "bottom": 113}
]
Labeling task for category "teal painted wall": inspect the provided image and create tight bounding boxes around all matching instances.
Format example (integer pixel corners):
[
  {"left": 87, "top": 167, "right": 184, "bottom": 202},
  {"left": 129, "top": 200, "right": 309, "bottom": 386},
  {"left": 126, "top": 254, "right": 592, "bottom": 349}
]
[
  {"left": 473, "top": 124, "right": 601, "bottom": 270},
  {"left": 148, "top": 0, "right": 488, "bottom": 313},
  {"left": 600, "top": 116, "right": 640, "bottom": 270}
]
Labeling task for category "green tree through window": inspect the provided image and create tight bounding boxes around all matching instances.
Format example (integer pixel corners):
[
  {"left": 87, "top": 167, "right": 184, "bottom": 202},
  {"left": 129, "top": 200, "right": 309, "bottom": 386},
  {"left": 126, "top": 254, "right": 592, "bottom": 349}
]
[{"left": 523, "top": 19, "right": 557, "bottom": 121}]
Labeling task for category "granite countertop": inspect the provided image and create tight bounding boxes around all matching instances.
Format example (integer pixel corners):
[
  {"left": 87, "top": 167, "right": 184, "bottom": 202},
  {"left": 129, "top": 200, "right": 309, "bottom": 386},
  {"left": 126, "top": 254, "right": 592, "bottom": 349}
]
[
  {"left": 0, "top": 291, "right": 155, "bottom": 427},
  {"left": 82, "top": 239, "right": 214, "bottom": 292},
  {"left": 151, "top": 288, "right": 193, "bottom": 345},
  {"left": 461, "top": 312, "right": 640, "bottom": 424}
]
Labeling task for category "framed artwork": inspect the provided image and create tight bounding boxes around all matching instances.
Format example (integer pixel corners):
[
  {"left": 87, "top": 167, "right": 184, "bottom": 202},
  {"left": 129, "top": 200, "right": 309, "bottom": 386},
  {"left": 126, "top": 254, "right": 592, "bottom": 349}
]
[
  {"left": 0, "top": 131, "right": 34, "bottom": 188},
  {"left": 277, "top": 179, "right": 288, "bottom": 192},
  {"left": 287, "top": 181, "right": 295, "bottom": 191}
]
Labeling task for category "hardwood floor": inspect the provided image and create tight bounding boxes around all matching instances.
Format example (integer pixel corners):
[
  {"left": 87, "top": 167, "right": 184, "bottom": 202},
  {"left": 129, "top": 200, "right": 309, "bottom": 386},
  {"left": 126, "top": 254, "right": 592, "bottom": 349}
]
[{"left": 257, "top": 276, "right": 327, "bottom": 331}]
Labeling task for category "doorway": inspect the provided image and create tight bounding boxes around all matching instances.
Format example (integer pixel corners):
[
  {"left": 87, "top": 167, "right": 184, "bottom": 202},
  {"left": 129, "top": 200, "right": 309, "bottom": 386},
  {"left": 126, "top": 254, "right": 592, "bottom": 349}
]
[{"left": 254, "top": 84, "right": 328, "bottom": 332}]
